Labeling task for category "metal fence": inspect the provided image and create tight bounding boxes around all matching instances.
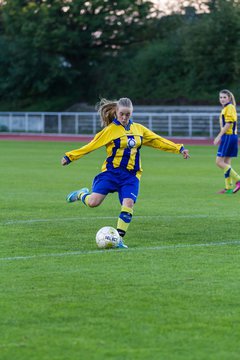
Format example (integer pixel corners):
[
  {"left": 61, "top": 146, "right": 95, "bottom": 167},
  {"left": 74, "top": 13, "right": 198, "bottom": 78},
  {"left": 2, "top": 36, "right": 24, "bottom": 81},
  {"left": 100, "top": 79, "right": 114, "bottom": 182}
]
[{"left": 0, "top": 111, "right": 221, "bottom": 138}]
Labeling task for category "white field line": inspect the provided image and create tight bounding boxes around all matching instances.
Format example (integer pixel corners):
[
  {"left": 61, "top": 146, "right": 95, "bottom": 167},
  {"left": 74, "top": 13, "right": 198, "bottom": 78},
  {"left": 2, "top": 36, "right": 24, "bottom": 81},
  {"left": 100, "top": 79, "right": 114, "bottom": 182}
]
[
  {"left": 1, "top": 240, "right": 240, "bottom": 262},
  {"left": 0, "top": 343, "right": 26, "bottom": 348},
  {"left": 0, "top": 214, "right": 233, "bottom": 226}
]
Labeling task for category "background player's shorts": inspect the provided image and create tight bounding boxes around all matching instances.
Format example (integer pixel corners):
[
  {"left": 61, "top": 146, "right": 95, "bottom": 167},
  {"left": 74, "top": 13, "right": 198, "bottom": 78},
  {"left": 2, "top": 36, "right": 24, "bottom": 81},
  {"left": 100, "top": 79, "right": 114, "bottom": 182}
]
[
  {"left": 217, "top": 134, "right": 238, "bottom": 157},
  {"left": 92, "top": 168, "right": 140, "bottom": 204}
]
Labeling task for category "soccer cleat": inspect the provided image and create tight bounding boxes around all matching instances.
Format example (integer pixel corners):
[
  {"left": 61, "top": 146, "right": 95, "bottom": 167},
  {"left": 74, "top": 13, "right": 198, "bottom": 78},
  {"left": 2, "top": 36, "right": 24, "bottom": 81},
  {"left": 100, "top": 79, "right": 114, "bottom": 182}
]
[
  {"left": 116, "top": 237, "right": 128, "bottom": 249},
  {"left": 66, "top": 187, "right": 89, "bottom": 203},
  {"left": 217, "top": 189, "right": 233, "bottom": 194},
  {"left": 233, "top": 181, "right": 240, "bottom": 194}
]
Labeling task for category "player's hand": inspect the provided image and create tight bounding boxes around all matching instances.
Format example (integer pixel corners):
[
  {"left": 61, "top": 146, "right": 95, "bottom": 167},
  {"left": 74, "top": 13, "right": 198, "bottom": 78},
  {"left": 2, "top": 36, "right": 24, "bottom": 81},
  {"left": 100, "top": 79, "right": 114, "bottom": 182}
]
[
  {"left": 182, "top": 149, "right": 190, "bottom": 159},
  {"left": 61, "top": 157, "right": 68, "bottom": 165},
  {"left": 213, "top": 136, "right": 221, "bottom": 146}
]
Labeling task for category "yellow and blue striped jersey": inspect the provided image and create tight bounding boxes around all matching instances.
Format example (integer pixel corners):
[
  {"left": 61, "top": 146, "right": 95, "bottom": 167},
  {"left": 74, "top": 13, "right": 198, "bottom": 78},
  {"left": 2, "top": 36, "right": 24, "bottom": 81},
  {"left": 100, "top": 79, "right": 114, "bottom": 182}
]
[
  {"left": 220, "top": 103, "right": 237, "bottom": 135},
  {"left": 65, "top": 119, "right": 183, "bottom": 179}
]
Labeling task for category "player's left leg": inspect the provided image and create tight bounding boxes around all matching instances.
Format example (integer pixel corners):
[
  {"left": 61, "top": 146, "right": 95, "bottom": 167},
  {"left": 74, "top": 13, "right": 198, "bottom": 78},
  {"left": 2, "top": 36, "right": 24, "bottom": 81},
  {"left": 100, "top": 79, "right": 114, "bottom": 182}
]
[
  {"left": 116, "top": 175, "right": 139, "bottom": 246},
  {"left": 116, "top": 198, "right": 134, "bottom": 249},
  {"left": 223, "top": 157, "right": 233, "bottom": 192},
  {"left": 117, "top": 198, "right": 134, "bottom": 239}
]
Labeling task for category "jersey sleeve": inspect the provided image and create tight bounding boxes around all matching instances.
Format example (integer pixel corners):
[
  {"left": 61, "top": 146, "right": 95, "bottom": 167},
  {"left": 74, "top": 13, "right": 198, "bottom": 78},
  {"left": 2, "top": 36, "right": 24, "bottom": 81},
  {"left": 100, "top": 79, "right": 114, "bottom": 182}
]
[
  {"left": 141, "top": 126, "right": 183, "bottom": 154},
  {"left": 224, "top": 104, "right": 237, "bottom": 122},
  {"left": 65, "top": 127, "right": 112, "bottom": 161}
]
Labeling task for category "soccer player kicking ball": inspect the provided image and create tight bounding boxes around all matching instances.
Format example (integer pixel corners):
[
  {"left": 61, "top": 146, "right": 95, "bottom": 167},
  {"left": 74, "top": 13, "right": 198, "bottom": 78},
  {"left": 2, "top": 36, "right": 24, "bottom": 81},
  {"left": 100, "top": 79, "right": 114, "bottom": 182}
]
[{"left": 61, "top": 97, "right": 190, "bottom": 248}]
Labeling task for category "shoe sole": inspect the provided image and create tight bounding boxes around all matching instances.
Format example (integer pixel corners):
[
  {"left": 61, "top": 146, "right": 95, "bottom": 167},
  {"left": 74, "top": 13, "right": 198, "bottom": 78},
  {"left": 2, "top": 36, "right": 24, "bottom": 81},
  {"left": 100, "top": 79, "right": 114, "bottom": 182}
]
[
  {"left": 66, "top": 188, "right": 90, "bottom": 202},
  {"left": 117, "top": 244, "right": 128, "bottom": 249},
  {"left": 66, "top": 191, "right": 80, "bottom": 202}
]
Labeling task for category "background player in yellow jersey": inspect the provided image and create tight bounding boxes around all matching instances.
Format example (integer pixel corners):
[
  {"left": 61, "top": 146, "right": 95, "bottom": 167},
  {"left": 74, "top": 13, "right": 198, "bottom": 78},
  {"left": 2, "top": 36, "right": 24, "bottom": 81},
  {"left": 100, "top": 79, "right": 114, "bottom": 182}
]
[
  {"left": 61, "top": 97, "right": 190, "bottom": 248},
  {"left": 214, "top": 89, "right": 240, "bottom": 194}
]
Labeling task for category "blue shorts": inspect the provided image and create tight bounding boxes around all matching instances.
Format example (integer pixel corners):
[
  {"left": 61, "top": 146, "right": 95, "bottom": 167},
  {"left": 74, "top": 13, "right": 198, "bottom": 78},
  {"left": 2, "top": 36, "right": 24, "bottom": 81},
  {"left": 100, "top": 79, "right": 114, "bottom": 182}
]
[
  {"left": 92, "top": 168, "right": 140, "bottom": 204},
  {"left": 217, "top": 134, "right": 238, "bottom": 157}
]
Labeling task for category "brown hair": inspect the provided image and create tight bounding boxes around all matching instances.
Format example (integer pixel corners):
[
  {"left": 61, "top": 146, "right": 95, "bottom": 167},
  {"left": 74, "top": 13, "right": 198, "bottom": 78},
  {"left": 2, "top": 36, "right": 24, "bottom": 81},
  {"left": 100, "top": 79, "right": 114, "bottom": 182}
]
[
  {"left": 220, "top": 89, "right": 236, "bottom": 107},
  {"left": 96, "top": 97, "right": 133, "bottom": 127}
]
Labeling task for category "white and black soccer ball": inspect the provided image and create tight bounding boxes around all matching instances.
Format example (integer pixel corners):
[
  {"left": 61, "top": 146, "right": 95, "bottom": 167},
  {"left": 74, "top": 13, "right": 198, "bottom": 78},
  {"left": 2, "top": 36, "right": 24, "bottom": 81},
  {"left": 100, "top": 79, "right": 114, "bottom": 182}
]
[
  {"left": 96, "top": 226, "right": 120, "bottom": 249},
  {"left": 127, "top": 138, "right": 136, "bottom": 149}
]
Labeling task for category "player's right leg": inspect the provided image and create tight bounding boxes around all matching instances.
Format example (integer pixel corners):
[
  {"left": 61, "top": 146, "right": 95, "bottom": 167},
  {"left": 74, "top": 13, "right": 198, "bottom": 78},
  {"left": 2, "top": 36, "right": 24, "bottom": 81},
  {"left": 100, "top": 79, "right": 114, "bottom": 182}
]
[
  {"left": 66, "top": 189, "right": 106, "bottom": 207},
  {"left": 66, "top": 171, "right": 112, "bottom": 206},
  {"left": 85, "top": 193, "right": 106, "bottom": 207},
  {"left": 66, "top": 188, "right": 89, "bottom": 203}
]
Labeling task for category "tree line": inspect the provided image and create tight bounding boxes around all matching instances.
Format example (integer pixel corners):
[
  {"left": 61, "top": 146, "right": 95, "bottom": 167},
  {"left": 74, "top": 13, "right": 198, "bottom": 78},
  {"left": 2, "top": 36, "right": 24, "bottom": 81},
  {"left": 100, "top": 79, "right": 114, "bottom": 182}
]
[{"left": 0, "top": 0, "right": 239, "bottom": 110}]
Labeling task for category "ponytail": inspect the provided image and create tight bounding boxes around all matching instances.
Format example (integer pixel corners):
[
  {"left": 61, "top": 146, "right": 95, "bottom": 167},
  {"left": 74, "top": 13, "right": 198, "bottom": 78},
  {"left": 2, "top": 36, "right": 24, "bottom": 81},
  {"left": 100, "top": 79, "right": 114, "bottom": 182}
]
[
  {"left": 96, "top": 97, "right": 133, "bottom": 127},
  {"left": 96, "top": 98, "right": 117, "bottom": 127}
]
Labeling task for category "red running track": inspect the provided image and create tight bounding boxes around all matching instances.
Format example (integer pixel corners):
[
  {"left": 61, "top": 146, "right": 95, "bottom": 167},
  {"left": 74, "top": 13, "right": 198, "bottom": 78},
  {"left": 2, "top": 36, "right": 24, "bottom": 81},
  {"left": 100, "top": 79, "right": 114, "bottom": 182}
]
[{"left": 0, "top": 133, "right": 214, "bottom": 145}]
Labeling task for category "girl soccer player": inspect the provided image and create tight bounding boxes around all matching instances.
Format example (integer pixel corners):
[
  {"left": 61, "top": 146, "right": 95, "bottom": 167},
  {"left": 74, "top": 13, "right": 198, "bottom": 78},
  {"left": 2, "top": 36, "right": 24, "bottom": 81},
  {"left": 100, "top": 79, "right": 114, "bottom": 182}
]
[
  {"left": 61, "top": 97, "right": 190, "bottom": 248},
  {"left": 214, "top": 89, "right": 240, "bottom": 194}
]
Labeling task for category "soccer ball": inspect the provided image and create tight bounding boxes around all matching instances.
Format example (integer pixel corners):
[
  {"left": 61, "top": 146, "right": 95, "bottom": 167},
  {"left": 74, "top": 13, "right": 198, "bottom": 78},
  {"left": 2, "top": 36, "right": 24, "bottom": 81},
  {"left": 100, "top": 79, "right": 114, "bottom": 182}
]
[{"left": 96, "top": 226, "right": 120, "bottom": 249}]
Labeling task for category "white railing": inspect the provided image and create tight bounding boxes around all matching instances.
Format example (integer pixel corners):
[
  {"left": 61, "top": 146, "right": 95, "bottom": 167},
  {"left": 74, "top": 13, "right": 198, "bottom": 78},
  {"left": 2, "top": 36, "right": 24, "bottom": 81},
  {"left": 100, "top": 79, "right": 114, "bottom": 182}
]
[{"left": 0, "top": 111, "right": 220, "bottom": 138}]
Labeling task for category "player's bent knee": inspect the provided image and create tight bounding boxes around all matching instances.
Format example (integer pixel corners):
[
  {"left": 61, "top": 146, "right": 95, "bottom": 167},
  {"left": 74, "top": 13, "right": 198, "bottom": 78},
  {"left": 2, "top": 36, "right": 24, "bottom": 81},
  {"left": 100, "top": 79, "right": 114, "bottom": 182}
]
[
  {"left": 87, "top": 196, "right": 103, "bottom": 207},
  {"left": 87, "top": 199, "right": 100, "bottom": 207}
]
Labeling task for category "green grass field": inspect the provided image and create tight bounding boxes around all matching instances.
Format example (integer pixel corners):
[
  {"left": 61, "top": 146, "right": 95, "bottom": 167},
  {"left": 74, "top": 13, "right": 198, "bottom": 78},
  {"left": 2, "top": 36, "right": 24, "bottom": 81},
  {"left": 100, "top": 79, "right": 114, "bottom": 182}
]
[{"left": 1, "top": 140, "right": 240, "bottom": 360}]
